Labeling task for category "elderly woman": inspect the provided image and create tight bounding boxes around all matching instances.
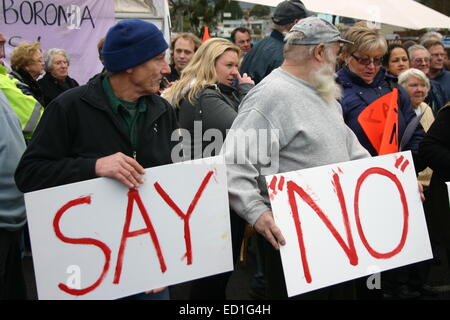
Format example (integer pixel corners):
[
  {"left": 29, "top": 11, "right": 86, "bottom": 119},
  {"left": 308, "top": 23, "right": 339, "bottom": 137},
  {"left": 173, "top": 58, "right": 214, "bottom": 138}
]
[
  {"left": 383, "top": 44, "right": 410, "bottom": 77},
  {"left": 163, "top": 38, "right": 254, "bottom": 300},
  {"left": 399, "top": 69, "right": 434, "bottom": 131},
  {"left": 9, "top": 41, "right": 45, "bottom": 105},
  {"left": 337, "top": 23, "right": 425, "bottom": 300},
  {"left": 38, "top": 48, "right": 79, "bottom": 107},
  {"left": 398, "top": 66, "right": 434, "bottom": 196}
]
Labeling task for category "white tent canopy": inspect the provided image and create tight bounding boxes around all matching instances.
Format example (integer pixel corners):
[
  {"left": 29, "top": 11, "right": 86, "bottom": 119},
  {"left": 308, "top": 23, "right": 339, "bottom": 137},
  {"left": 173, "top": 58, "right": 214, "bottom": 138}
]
[{"left": 237, "top": 0, "right": 450, "bottom": 30}]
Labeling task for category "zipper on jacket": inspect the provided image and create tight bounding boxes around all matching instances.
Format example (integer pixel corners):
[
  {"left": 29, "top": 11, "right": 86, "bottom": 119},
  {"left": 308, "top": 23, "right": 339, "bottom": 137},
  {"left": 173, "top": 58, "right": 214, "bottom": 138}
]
[{"left": 133, "top": 150, "right": 137, "bottom": 160}]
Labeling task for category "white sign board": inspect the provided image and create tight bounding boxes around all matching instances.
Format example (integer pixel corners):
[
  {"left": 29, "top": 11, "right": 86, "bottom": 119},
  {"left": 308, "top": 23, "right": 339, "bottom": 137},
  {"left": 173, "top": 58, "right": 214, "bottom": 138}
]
[
  {"left": 25, "top": 157, "right": 232, "bottom": 300},
  {"left": 446, "top": 182, "right": 450, "bottom": 208},
  {"left": 266, "top": 151, "right": 432, "bottom": 297}
]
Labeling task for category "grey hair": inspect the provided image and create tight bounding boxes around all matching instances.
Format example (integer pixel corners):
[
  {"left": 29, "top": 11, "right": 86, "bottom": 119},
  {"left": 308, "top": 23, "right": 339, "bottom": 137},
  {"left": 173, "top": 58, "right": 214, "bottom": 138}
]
[
  {"left": 44, "top": 48, "right": 70, "bottom": 72},
  {"left": 398, "top": 68, "right": 431, "bottom": 91},
  {"left": 408, "top": 44, "right": 430, "bottom": 60},
  {"left": 419, "top": 31, "right": 443, "bottom": 44}
]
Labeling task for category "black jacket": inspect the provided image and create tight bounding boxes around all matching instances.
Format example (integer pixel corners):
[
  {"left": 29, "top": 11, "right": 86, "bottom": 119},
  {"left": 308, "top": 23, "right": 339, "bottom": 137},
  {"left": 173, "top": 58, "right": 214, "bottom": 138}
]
[
  {"left": 419, "top": 105, "right": 450, "bottom": 245},
  {"left": 10, "top": 69, "right": 45, "bottom": 106},
  {"left": 240, "top": 30, "right": 285, "bottom": 84},
  {"left": 15, "top": 75, "right": 179, "bottom": 193},
  {"left": 38, "top": 72, "right": 79, "bottom": 107}
]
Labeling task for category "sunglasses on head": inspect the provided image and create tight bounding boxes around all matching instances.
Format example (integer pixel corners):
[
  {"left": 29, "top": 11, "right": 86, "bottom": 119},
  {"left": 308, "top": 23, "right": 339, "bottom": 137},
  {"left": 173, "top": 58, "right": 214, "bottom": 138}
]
[{"left": 351, "top": 53, "right": 383, "bottom": 66}]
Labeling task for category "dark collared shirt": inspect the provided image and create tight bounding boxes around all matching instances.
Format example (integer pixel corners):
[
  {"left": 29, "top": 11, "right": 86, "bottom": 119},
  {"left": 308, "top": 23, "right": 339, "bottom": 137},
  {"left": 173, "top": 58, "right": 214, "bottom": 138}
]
[{"left": 102, "top": 76, "right": 147, "bottom": 151}]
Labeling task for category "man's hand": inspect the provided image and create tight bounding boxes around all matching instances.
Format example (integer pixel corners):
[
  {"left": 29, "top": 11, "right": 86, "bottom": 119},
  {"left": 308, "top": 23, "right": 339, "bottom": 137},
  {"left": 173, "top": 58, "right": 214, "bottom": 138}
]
[
  {"left": 253, "top": 210, "right": 286, "bottom": 250},
  {"left": 145, "top": 287, "right": 166, "bottom": 294},
  {"left": 95, "top": 152, "right": 145, "bottom": 188},
  {"left": 418, "top": 182, "right": 425, "bottom": 202}
]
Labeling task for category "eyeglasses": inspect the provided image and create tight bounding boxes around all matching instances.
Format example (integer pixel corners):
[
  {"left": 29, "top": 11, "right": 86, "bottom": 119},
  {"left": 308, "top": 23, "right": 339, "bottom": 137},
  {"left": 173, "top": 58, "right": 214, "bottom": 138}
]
[
  {"left": 431, "top": 53, "right": 446, "bottom": 58},
  {"left": 412, "top": 58, "right": 430, "bottom": 64},
  {"left": 351, "top": 53, "right": 382, "bottom": 66}
]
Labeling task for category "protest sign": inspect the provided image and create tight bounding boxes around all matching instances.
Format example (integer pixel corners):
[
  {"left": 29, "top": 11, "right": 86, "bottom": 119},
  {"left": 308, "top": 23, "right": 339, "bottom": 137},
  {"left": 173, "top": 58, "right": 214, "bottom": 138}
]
[
  {"left": 266, "top": 151, "right": 432, "bottom": 297},
  {"left": 25, "top": 156, "right": 232, "bottom": 300},
  {"left": 0, "top": 0, "right": 115, "bottom": 84},
  {"left": 358, "top": 88, "right": 399, "bottom": 155}
]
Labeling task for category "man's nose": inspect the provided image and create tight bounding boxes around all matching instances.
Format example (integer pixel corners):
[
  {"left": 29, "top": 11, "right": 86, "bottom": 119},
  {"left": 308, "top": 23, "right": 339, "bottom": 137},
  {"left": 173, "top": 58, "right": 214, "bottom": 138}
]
[{"left": 161, "top": 60, "right": 171, "bottom": 74}]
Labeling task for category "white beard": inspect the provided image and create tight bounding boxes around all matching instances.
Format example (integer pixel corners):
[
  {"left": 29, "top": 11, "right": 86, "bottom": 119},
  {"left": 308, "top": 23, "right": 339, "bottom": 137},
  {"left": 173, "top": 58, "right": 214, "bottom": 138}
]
[{"left": 311, "top": 61, "right": 342, "bottom": 104}]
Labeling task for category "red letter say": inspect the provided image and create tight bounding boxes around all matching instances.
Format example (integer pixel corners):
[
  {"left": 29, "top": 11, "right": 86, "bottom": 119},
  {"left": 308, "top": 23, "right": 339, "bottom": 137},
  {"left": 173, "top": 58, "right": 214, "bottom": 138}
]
[
  {"left": 154, "top": 171, "right": 214, "bottom": 265},
  {"left": 53, "top": 196, "right": 111, "bottom": 296},
  {"left": 114, "top": 188, "right": 167, "bottom": 284}
]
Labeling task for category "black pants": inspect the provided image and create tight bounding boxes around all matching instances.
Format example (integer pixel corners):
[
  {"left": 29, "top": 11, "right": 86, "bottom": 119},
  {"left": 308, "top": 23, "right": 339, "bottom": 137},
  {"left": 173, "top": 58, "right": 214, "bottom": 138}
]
[
  {"left": 188, "top": 210, "right": 245, "bottom": 300},
  {"left": 0, "top": 228, "right": 27, "bottom": 300}
]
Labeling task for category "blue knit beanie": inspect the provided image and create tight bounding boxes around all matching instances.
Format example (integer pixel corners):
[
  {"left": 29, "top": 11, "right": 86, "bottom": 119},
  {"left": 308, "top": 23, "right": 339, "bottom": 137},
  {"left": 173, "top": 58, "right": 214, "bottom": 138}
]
[{"left": 102, "top": 19, "right": 168, "bottom": 72}]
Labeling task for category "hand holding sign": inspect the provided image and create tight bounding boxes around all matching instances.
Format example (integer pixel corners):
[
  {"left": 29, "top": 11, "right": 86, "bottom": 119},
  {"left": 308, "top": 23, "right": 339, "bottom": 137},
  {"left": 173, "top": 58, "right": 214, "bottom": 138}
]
[
  {"left": 95, "top": 152, "right": 145, "bottom": 188},
  {"left": 254, "top": 210, "right": 286, "bottom": 250}
]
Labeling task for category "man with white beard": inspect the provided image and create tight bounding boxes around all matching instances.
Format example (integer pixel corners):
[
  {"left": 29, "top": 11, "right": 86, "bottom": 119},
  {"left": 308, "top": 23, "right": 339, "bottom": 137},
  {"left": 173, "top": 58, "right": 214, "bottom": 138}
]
[{"left": 221, "top": 17, "right": 370, "bottom": 299}]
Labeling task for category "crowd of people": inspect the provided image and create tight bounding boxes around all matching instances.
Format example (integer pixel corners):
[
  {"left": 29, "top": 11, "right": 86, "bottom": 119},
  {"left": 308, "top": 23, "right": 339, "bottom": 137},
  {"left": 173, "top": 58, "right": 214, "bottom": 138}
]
[{"left": 1, "top": 0, "right": 450, "bottom": 301}]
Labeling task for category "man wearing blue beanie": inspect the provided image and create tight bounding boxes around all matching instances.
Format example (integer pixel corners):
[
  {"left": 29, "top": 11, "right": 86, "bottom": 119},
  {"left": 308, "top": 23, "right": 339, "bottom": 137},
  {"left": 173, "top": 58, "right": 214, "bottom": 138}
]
[{"left": 15, "top": 20, "right": 178, "bottom": 300}]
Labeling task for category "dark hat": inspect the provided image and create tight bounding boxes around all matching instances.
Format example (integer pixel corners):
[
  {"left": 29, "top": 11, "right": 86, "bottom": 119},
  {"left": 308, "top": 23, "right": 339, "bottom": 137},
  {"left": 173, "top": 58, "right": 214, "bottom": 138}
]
[
  {"left": 288, "top": 17, "right": 353, "bottom": 45},
  {"left": 272, "top": 0, "right": 308, "bottom": 26},
  {"left": 102, "top": 19, "right": 168, "bottom": 72}
]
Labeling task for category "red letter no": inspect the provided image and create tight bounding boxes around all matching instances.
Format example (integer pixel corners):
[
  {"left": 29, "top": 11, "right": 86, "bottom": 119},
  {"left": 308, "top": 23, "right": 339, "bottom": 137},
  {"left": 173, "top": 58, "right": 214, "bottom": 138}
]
[
  {"left": 354, "top": 167, "right": 409, "bottom": 259},
  {"left": 287, "top": 172, "right": 358, "bottom": 283}
]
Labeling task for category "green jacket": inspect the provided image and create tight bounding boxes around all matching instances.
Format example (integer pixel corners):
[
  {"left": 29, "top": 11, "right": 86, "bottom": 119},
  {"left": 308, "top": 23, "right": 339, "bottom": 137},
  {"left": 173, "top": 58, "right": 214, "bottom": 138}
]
[{"left": 0, "top": 65, "right": 43, "bottom": 140}]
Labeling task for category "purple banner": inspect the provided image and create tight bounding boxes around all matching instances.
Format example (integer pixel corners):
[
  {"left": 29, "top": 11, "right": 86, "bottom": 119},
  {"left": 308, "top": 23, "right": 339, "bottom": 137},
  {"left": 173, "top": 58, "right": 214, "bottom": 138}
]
[{"left": 0, "top": 0, "right": 115, "bottom": 84}]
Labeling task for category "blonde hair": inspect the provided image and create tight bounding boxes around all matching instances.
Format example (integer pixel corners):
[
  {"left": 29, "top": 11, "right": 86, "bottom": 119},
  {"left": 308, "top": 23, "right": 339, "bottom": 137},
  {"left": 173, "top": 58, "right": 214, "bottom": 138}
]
[
  {"left": 10, "top": 41, "right": 42, "bottom": 70},
  {"left": 162, "top": 38, "right": 240, "bottom": 107},
  {"left": 342, "top": 24, "right": 387, "bottom": 57}
]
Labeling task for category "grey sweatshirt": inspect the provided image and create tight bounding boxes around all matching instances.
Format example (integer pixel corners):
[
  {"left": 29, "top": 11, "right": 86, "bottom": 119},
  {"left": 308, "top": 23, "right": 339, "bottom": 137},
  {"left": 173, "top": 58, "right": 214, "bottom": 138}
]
[
  {"left": 0, "top": 90, "right": 26, "bottom": 231},
  {"left": 221, "top": 68, "right": 370, "bottom": 225}
]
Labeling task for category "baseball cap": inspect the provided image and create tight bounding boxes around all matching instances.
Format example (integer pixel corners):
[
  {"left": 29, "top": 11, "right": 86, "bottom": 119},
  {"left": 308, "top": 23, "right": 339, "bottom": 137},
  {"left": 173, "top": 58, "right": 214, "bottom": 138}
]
[
  {"left": 287, "top": 16, "right": 353, "bottom": 45},
  {"left": 272, "top": 0, "right": 308, "bottom": 26}
]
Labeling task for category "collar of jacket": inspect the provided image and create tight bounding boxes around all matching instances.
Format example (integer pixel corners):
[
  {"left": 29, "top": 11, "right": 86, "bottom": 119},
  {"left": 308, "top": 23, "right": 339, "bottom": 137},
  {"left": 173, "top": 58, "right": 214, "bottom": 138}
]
[
  {"left": 210, "top": 82, "right": 238, "bottom": 95},
  {"left": 81, "top": 73, "right": 167, "bottom": 125},
  {"left": 12, "top": 68, "right": 35, "bottom": 84},
  {"left": 337, "top": 66, "right": 387, "bottom": 88},
  {"left": 42, "top": 72, "right": 76, "bottom": 85},
  {"left": 432, "top": 68, "right": 448, "bottom": 80},
  {"left": 270, "top": 29, "right": 285, "bottom": 43}
]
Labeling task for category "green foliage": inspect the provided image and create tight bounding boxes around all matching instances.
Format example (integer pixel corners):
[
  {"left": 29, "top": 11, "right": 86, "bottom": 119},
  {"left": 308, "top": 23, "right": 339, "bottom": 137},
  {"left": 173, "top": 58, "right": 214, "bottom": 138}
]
[
  {"left": 249, "top": 4, "right": 270, "bottom": 18},
  {"left": 170, "top": 0, "right": 232, "bottom": 34}
]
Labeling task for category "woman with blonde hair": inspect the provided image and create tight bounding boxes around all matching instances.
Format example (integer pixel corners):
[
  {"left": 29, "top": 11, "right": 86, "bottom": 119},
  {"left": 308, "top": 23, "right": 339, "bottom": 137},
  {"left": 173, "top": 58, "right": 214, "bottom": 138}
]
[
  {"left": 9, "top": 41, "right": 45, "bottom": 105},
  {"left": 337, "top": 23, "right": 424, "bottom": 159},
  {"left": 163, "top": 37, "right": 254, "bottom": 299},
  {"left": 163, "top": 37, "right": 254, "bottom": 159}
]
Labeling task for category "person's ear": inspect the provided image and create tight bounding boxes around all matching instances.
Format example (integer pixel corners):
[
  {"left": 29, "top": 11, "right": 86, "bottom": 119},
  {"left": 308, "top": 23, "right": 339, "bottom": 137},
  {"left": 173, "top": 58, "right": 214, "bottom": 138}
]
[{"left": 314, "top": 44, "right": 326, "bottom": 63}]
